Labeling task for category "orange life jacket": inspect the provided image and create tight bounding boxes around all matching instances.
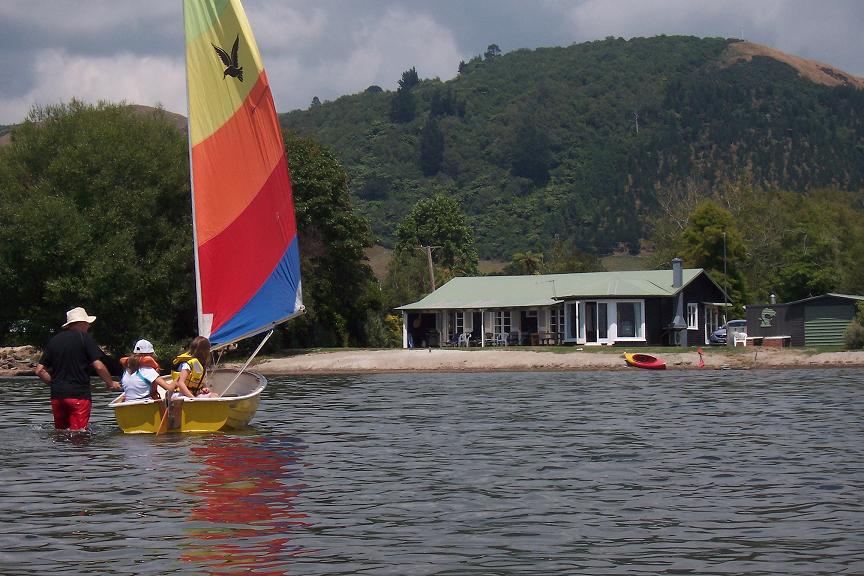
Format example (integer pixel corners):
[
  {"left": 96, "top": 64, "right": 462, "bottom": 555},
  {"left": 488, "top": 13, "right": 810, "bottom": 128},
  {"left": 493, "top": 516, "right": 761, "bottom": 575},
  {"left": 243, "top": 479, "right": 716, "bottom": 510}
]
[{"left": 120, "top": 355, "right": 161, "bottom": 372}]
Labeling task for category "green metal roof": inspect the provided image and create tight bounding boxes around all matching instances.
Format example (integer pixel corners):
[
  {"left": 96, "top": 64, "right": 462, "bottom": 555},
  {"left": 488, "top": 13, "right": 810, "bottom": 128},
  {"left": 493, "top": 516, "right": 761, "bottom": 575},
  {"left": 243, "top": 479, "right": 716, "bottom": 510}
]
[
  {"left": 785, "top": 293, "right": 864, "bottom": 306},
  {"left": 396, "top": 269, "right": 705, "bottom": 311}
]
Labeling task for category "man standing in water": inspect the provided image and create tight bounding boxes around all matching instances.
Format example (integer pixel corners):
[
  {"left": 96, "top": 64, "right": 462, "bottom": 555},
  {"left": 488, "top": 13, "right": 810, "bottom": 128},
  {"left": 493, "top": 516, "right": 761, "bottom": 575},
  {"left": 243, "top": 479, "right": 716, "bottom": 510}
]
[{"left": 34, "top": 307, "right": 121, "bottom": 430}]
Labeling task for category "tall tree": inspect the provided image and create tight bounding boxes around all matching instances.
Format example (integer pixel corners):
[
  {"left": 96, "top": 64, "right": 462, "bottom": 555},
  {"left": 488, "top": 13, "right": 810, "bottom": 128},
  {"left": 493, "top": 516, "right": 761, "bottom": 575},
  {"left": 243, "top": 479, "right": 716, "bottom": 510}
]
[
  {"left": 389, "top": 67, "right": 419, "bottom": 123},
  {"left": 775, "top": 230, "right": 839, "bottom": 301},
  {"left": 280, "top": 133, "right": 380, "bottom": 347},
  {"left": 382, "top": 249, "right": 452, "bottom": 309},
  {"left": 484, "top": 44, "right": 502, "bottom": 60},
  {"left": 398, "top": 67, "right": 419, "bottom": 91},
  {"left": 394, "top": 193, "right": 479, "bottom": 276},
  {"left": 0, "top": 101, "right": 192, "bottom": 351},
  {"left": 678, "top": 200, "right": 748, "bottom": 309}
]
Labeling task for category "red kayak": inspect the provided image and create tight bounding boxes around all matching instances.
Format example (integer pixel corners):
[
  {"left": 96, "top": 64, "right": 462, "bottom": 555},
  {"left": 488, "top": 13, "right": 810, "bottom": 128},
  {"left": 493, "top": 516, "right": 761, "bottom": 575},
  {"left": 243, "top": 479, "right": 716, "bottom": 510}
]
[{"left": 623, "top": 352, "right": 667, "bottom": 370}]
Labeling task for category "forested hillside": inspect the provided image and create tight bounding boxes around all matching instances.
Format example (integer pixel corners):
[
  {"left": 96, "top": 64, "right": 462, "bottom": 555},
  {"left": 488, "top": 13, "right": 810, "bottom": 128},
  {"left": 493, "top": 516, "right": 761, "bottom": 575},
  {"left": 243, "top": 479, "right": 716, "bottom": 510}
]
[{"left": 281, "top": 36, "right": 864, "bottom": 259}]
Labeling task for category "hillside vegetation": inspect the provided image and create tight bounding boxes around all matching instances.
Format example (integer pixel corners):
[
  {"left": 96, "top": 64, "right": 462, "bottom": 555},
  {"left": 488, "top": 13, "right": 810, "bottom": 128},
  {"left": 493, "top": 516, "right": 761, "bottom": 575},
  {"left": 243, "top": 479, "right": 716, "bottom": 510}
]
[{"left": 282, "top": 36, "right": 864, "bottom": 259}]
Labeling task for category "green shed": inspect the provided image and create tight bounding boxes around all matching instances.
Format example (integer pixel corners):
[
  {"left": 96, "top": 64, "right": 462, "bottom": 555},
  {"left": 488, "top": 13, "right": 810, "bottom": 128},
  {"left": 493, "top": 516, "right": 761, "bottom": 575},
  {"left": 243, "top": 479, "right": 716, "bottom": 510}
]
[
  {"left": 747, "top": 293, "right": 863, "bottom": 347},
  {"left": 803, "top": 295, "right": 863, "bottom": 346}
]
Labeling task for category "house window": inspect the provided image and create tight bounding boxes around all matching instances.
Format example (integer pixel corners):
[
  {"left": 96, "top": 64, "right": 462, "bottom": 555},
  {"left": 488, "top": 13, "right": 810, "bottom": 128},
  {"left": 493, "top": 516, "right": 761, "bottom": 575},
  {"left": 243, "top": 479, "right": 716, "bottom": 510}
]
[
  {"left": 687, "top": 303, "right": 698, "bottom": 329},
  {"left": 448, "top": 311, "right": 464, "bottom": 337},
  {"left": 565, "top": 302, "right": 579, "bottom": 340},
  {"left": 616, "top": 301, "right": 642, "bottom": 338},
  {"left": 493, "top": 310, "right": 511, "bottom": 335},
  {"left": 549, "top": 305, "right": 564, "bottom": 336}
]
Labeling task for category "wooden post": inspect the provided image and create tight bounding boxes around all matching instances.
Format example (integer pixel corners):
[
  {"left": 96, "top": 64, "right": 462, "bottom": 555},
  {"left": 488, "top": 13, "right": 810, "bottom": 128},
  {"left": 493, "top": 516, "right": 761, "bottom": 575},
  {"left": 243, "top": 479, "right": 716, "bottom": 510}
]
[{"left": 418, "top": 245, "right": 441, "bottom": 291}]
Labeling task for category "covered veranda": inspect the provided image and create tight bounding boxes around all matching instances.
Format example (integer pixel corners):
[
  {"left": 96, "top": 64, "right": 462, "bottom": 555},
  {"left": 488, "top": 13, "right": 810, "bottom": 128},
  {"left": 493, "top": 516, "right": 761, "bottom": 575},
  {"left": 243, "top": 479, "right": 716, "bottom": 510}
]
[{"left": 395, "top": 276, "right": 560, "bottom": 349}]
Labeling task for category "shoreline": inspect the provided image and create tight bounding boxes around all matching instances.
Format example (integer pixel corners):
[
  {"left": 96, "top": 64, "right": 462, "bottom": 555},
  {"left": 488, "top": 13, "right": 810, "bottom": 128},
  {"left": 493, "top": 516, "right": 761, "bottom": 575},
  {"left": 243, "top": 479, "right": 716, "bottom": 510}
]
[
  {"left": 239, "top": 348, "right": 864, "bottom": 375},
  {"left": 3, "top": 347, "right": 863, "bottom": 377}
]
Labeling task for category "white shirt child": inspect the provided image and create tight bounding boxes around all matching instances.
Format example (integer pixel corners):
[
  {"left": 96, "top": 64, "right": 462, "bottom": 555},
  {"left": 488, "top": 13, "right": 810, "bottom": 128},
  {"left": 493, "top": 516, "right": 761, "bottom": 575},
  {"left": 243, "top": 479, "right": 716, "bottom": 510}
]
[{"left": 121, "top": 366, "right": 161, "bottom": 401}]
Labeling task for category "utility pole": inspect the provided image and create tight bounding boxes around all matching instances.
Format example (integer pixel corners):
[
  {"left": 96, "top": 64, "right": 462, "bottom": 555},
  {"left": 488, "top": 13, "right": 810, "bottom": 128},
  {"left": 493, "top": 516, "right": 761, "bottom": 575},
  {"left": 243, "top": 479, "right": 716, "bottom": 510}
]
[
  {"left": 418, "top": 245, "right": 441, "bottom": 291},
  {"left": 633, "top": 110, "right": 639, "bottom": 134},
  {"left": 723, "top": 231, "right": 728, "bottom": 317},
  {"left": 723, "top": 231, "right": 730, "bottom": 348}
]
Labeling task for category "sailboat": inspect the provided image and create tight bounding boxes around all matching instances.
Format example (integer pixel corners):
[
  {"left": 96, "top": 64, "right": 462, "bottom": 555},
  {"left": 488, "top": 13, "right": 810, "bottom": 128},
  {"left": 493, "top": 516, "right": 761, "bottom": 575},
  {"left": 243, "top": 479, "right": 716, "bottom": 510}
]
[{"left": 110, "top": 0, "right": 303, "bottom": 433}]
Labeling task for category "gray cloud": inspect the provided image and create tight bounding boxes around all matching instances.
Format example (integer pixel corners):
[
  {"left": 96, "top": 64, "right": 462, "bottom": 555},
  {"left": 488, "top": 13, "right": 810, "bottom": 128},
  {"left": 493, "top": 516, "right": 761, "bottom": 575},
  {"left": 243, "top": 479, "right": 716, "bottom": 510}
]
[{"left": 1, "top": 0, "right": 861, "bottom": 124}]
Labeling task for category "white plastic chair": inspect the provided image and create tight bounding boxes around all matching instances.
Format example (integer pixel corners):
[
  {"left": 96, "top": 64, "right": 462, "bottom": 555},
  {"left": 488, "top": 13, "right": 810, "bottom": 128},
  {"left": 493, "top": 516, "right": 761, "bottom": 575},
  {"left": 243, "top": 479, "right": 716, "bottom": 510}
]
[
  {"left": 458, "top": 332, "right": 470, "bottom": 347},
  {"left": 495, "top": 333, "right": 508, "bottom": 346},
  {"left": 733, "top": 331, "right": 747, "bottom": 347}
]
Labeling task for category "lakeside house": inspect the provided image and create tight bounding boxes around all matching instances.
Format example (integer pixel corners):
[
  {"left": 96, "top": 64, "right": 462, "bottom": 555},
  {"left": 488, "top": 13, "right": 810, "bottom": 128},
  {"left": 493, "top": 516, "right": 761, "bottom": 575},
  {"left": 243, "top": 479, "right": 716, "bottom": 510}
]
[{"left": 396, "top": 258, "right": 729, "bottom": 348}]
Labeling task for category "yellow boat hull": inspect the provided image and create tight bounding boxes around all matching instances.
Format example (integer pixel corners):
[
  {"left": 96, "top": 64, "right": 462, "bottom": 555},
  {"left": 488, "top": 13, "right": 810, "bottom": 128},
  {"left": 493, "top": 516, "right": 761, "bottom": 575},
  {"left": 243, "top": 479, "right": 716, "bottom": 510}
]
[{"left": 109, "top": 369, "right": 266, "bottom": 434}]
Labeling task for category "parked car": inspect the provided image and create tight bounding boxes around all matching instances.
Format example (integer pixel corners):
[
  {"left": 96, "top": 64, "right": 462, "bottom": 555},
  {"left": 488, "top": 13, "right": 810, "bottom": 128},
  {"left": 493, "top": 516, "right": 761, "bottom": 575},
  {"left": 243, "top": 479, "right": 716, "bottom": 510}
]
[{"left": 709, "top": 319, "right": 746, "bottom": 345}]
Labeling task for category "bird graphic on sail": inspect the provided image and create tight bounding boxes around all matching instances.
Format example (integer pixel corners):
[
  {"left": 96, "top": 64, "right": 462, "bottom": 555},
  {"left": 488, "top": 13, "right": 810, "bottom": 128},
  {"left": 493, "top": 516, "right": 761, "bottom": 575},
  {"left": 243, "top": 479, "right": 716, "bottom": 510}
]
[{"left": 211, "top": 34, "right": 244, "bottom": 82}]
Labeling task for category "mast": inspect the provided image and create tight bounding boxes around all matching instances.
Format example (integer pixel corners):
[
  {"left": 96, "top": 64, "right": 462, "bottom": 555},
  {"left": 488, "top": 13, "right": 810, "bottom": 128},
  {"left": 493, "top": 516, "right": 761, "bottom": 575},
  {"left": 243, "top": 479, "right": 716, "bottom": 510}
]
[{"left": 183, "top": 0, "right": 207, "bottom": 339}]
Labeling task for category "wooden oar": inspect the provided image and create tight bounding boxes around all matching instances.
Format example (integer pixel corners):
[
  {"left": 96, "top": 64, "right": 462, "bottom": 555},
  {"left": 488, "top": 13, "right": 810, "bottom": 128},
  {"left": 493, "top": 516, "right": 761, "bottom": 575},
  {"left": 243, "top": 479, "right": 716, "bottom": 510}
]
[{"left": 156, "top": 391, "right": 173, "bottom": 435}]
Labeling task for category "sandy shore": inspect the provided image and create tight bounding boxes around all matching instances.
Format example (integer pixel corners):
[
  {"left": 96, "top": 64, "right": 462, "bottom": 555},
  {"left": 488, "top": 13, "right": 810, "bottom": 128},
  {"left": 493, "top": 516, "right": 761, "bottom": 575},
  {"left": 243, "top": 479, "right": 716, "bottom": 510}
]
[
  {"left": 245, "top": 348, "right": 864, "bottom": 374},
  {"left": 3, "top": 346, "right": 863, "bottom": 377}
]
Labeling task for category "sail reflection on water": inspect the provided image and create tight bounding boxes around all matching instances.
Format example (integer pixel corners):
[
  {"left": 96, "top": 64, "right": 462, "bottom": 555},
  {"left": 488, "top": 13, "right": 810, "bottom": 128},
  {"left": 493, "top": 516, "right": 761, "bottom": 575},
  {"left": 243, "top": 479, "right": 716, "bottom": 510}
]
[{"left": 181, "top": 436, "right": 311, "bottom": 573}]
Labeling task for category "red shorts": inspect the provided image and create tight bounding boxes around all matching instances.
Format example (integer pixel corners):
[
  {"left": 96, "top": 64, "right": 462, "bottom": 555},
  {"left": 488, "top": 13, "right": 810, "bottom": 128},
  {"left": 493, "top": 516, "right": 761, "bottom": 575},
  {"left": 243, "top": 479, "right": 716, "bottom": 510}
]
[{"left": 51, "top": 398, "right": 92, "bottom": 430}]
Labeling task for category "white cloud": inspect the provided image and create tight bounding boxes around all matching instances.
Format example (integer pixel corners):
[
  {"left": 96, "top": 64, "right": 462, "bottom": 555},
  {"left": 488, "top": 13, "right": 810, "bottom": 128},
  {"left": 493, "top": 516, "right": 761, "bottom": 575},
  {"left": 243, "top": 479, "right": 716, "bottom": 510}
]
[
  {"left": 246, "top": 2, "right": 328, "bottom": 52},
  {"left": 354, "top": 7, "right": 463, "bottom": 84},
  {"left": 1, "top": 0, "right": 861, "bottom": 124},
  {"left": 560, "top": 0, "right": 864, "bottom": 75},
  {"left": 563, "top": 0, "right": 777, "bottom": 41},
  {"left": 3, "top": 50, "right": 185, "bottom": 122},
  {"left": 265, "top": 6, "right": 463, "bottom": 112},
  {"left": 0, "top": 1, "right": 177, "bottom": 39}
]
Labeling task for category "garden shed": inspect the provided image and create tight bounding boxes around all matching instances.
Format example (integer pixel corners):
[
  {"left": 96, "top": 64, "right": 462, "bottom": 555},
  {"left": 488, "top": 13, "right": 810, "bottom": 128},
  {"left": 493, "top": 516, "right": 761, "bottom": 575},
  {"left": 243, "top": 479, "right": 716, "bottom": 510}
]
[{"left": 745, "top": 293, "right": 864, "bottom": 347}]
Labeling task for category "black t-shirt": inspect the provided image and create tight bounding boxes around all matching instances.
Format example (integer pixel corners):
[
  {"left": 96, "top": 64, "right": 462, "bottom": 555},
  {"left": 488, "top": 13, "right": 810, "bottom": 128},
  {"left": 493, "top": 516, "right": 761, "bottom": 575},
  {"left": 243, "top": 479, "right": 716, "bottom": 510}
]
[{"left": 39, "top": 330, "right": 105, "bottom": 399}]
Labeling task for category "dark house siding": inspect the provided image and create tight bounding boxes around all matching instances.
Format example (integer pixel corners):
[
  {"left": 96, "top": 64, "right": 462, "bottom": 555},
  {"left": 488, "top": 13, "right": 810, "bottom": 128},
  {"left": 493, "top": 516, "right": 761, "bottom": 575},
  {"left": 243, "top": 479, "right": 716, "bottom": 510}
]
[
  {"left": 747, "top": 295, "right": 861, "bottom": 347},
  {"left": 644, "top": 297, "right": 667, "bottom": 346},
  {"left": 683, "top": 274, "right": 728, "bottom": 346},
  {"left": 641, "top": 274, "right": 726, "bottom": 346},
  {"left": 746, "top": 304, "right": 804, "bottom": 345}
]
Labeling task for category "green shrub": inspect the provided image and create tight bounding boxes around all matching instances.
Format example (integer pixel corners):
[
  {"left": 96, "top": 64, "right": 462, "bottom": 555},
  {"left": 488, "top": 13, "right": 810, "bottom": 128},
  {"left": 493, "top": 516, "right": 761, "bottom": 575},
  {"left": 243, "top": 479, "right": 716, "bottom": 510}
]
[{"left": 844, "top": 321, "right": 864, "bottom": 350}]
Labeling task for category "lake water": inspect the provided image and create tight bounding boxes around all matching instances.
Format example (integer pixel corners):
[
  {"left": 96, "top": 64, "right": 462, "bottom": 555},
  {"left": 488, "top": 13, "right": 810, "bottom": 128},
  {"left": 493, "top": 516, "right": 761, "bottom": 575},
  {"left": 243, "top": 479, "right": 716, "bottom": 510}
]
[{"left": 1, "top": 369, "right": 863, "bottom": 575}]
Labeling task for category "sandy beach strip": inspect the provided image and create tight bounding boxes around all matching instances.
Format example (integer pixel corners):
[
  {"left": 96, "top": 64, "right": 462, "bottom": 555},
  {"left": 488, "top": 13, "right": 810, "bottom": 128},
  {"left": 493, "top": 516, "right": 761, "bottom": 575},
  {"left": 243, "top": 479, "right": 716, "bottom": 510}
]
[
  {"left": 3, "top": 346, "right": 863, "bottom": 377},
  {"left": 247, "top": 348, "right": 864, "bottom": 375}
]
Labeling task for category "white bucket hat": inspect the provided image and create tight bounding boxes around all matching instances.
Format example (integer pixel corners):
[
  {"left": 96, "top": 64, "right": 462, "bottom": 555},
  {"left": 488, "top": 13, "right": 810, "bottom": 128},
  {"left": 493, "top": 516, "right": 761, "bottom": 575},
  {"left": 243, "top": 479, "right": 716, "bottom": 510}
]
[
  {"left": 133, "top": 339, "right": 155, "bottom": 354},
  {"left": 62, "top": 307, "right": 96, "bottom": 327}
]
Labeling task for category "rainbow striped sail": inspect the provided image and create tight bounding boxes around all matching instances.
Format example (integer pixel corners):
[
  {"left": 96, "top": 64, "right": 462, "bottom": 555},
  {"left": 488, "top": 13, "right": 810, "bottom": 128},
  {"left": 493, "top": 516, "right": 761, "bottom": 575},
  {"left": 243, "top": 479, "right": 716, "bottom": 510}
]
[{"left": 183, "top": 0, "right": 302, "bottom": 347}]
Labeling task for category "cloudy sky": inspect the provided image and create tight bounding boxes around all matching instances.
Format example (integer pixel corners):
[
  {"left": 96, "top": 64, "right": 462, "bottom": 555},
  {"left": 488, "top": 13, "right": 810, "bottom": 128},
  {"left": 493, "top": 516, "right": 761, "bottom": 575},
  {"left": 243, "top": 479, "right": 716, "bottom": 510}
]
[{"left": 1, "top": 0, "right": 862, "bottom": 125}]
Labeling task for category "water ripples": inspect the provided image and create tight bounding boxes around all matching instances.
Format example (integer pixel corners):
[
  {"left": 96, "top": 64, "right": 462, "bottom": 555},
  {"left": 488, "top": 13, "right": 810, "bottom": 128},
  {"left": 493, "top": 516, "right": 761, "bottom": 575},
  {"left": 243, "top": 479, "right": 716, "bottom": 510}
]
[{"left": 1, "top": 368, "right": 863, "bottom": 574}]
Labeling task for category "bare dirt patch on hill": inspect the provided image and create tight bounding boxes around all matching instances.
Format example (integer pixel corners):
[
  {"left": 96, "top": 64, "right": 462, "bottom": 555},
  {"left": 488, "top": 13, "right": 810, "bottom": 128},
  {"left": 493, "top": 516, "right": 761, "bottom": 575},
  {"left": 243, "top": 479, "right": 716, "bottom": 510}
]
[{"left": 722, "top": 41, "right": 864, "bottom": 89}]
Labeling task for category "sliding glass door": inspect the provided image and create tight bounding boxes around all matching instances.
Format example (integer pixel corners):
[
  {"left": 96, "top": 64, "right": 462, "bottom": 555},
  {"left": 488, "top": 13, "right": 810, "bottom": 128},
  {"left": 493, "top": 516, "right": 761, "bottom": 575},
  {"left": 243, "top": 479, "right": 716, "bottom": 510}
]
[
  {"left": 583, "top": 301, "right": 609, "bottom": 344},
  {"left": 565, "top": 300, "right": 645, "bottom": 345}
]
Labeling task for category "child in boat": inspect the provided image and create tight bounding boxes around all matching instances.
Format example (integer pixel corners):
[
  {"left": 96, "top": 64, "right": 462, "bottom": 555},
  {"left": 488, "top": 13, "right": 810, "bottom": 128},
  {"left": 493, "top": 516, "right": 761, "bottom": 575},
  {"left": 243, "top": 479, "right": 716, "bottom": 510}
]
[
  {"left": 171, "top": 336, "right": 212, "bottom": 397},
  {"left": 120, "top": 339, "right": 174, "bottom": 401}
]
